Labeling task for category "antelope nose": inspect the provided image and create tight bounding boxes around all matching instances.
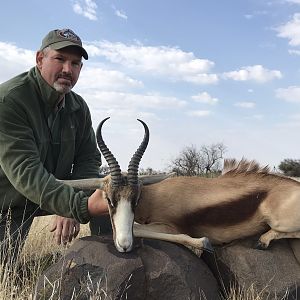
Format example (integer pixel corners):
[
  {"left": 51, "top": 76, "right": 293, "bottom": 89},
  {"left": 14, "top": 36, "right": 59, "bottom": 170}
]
[
  {"left": 116, "top": 236, "right": 133, "bottom": 252},
  {"left": 122, "top": 245, "right": 131, "bottom": 252}
]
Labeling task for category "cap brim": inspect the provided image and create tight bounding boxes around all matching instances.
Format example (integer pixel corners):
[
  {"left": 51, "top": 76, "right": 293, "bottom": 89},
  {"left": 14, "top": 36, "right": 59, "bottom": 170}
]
[{"left": 49, "top": 41, "right": 88, "bottom": 60}]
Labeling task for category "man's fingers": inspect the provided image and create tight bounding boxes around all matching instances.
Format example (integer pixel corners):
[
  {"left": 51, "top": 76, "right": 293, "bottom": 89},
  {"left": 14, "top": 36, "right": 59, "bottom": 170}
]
[
  {"left": 54, "top": 221, "right": 63, "bottom": 245},
  {"left": 62, "top": 223, "right": 72, "bottom": 245},
  {"left": 73, "top": 222, "right": 80, "bottom": 239},
  {"left": 49, "top": 218, "right": 58, "bottom": 232},
  {"left": 49, "top": 224, "right": 57, "bottom": 232},
  {"left": 50, "top": 216, "right": 81, "bottom": 245}
]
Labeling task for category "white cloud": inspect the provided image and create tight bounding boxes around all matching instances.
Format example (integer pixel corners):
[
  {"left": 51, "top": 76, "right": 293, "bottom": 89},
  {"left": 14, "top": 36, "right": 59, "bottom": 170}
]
[
  {"left": 244, "top": 10, "right": 268, "bottom": 20},
  {"left": 187, "top": 110, "right": 212, "bottom": 117},
  {"left": 111, "top": 5, "right": 128, "bottom": 20},
  {"left": 86, "top": 40, "right": 218, "bottom": 85},
  {"left": 285, "top": 0, "right": 300, "bottom": 4},
  {"left": 276, "top": 13, "right": 300, "bottom": 46},
  {"left": 0, "top": 42, "right": 34, "bottom": 63},
  {"left": 115, "top": 10, "right": 128, "bottom": 20},
  {"left": 191, "top": 92, "right": 219, "bottom": 105},
  {"left": 184, "top": 73, "right": 218, "bottom": 85},
  {"left": 276, "top": 86, "right": 300, "bottom": 103},
  {"left": 76, "top": 66, "right": 143, "bottom": 91},
  {"left": 244, "top": 14, "right": 253, "bottom": 20},
  {"left": 223, "top": 65, "right": 282, "bottom": 83},
  {"left": 81, "top": 90, "right": 187, "bottom": 112},
  {"left": 234, "top": 101, "right": 256, "bottom": 108},
  {"left": 83, "top": 44, "right": 103, "bottom": 57},
  {"left": 288, "top": 49, "right": 300, "bottom": 55},
  {"left": 72, "top": 0, "right": 97, "bottom": 21},
  {"left": 0, "top": 42, "right": 35, "bottom": 83}
]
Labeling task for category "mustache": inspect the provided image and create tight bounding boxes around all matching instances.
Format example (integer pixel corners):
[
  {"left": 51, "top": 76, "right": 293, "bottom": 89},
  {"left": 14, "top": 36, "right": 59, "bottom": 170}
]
[{"left": 57, "top": 73, "right": 73, "bottom": 81}]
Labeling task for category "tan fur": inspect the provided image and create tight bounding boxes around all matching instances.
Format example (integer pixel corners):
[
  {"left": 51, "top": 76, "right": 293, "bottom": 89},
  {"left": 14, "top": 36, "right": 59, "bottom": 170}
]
[
  {"left": 222, "top": 158, "right": 270, "bottom": 175},
  {"left": 134, "top": 159, "right": 300, "bottom": 247}
]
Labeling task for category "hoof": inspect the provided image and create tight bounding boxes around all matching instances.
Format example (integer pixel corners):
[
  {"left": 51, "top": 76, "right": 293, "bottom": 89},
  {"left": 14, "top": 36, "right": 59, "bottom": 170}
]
[
  {"left": 255, "top": 240, "right": 267, "bottom": 250},
  {"left": 203, "top": 237, "right": 214, "bottom": 253}
]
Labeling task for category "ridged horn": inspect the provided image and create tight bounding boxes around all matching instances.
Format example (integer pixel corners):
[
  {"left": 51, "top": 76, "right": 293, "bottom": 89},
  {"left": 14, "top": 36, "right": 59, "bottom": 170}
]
[
  {"left": 96, "top": 117, "right": 122, "bottom": 186},
  {"left": 127, "top": 119, "right": 150, "bottom": 185}
]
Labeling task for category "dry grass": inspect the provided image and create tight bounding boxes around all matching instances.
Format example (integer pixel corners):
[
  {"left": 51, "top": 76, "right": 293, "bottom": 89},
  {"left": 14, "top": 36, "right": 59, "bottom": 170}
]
[
  {"left": 0, "top": 216, "right": 90, "bottom": 300},
  {"left": 0, "top": 216, "right": 283, "bottom": 300}
]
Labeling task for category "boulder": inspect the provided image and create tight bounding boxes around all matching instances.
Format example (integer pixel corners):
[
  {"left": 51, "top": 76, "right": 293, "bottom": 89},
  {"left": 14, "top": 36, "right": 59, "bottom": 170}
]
[
  {"left": 289, "top": 239, "right": 300, "bottom": 264},
  {"left": 203, "top": 237, "right": 300, "bottom": 300},
  {"left": 34, "top": 236, "right": 220, "bottom": 300}
]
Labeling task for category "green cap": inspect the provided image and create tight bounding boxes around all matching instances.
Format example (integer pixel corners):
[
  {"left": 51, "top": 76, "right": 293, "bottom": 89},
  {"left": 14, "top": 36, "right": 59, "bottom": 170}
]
[{"left": 40, "top": 29, "right": 88, "bottom": 60}]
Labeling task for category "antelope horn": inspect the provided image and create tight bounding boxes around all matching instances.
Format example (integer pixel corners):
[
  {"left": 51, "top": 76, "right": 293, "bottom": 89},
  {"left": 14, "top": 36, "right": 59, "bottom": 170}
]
[
  {"left": 58, "top": 178, "right": 105, "bottom": 190},
  {"left": 96, "top": 117, "right": 122, "bottom": 186},
  {"left": 127, "top": 119, "right": 150, "bottom": 185}
]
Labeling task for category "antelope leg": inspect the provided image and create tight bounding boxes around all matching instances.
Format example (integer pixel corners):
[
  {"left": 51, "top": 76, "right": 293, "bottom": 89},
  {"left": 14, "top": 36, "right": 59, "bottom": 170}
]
[
  {"left": 257, "top": 229, "right": 300, "bottom": 249},
  {"left": 133, "top": 224, "right": 213, "bottom": 255}
]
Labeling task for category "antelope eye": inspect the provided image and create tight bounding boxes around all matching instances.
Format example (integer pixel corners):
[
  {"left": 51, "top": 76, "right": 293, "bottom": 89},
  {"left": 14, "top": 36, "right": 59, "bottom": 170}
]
[{"left": 106, "top": 197, "right": 114, "bottom": 207}]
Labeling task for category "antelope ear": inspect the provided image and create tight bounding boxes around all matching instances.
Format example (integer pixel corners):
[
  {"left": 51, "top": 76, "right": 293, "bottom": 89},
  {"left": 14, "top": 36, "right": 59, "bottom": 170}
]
[
  {"left": 57, "top": 178, "right": 105, "bottom": 190},
  {"left": 139, "top": 173, "right": 176, "bottom": 185}
]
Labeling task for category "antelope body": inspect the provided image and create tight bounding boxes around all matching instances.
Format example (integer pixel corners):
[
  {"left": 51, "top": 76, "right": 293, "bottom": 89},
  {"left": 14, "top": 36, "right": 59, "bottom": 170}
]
[
  {"left": 135, "top": 161, "right": 300, "bottom": 247},
  {"left": 62, "top": 118, "right": 300, "bottom": 254}
]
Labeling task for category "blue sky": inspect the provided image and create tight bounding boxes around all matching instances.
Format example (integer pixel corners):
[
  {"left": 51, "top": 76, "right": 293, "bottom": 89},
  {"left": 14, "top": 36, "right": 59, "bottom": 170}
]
[{"left": 1, "top": 0, "right": 300, "bottom": 171}]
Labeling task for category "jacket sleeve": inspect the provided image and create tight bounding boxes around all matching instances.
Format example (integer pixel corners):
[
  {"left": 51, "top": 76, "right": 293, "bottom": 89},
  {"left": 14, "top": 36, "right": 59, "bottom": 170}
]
[{"left": 0, "top": 97, "right": 91, "bottom": 223}]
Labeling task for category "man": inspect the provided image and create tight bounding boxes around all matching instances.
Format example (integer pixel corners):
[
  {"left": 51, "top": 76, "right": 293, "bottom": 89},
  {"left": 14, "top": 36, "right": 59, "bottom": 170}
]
[{"left": 0, "top": 29, "right": 110, "bottom": 258}]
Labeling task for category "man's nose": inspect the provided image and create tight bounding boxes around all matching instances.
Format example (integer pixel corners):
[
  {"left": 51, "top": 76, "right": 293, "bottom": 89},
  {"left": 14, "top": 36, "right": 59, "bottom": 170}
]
[{"left": 62, "top": 61, "right": 72, "bottom": 73}]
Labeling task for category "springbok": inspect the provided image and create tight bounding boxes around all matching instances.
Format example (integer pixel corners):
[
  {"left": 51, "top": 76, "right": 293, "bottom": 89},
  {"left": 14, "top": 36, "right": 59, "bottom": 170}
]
[{"left": 61, "top": 118, "right": 300, "bottom": 254}]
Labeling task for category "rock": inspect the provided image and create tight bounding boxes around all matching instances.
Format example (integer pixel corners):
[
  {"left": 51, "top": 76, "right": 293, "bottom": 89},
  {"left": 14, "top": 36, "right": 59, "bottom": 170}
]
[
  {"left": 289, "top": 239, "right": 300, "bottom": 264},
  {"left": 34, "top": 235, "right": 145, "bottom": 300},
  {"left": 34, "top": 236, "right": 220, "bottom": 300},
  {"left": 203, "top": 237, "right": 300, "bottom": 300},
  {"left": 137, "top": 239, "right": 220, "bottom": 300}
]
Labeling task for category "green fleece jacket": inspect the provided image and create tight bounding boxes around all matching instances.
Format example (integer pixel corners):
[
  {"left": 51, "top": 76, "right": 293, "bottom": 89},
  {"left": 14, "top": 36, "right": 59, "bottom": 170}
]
[{"left": 0, "top": 67, "right": 101, "bottom": 223}]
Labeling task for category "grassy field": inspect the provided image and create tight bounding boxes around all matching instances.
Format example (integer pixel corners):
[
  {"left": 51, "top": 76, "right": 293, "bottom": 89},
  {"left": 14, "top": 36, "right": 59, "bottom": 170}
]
[
  {"left": 0, "top": 216, "right": 285, "bottom": 300},
  {"left": 0, "top": 216, "right": 90, "bottom": 299}
]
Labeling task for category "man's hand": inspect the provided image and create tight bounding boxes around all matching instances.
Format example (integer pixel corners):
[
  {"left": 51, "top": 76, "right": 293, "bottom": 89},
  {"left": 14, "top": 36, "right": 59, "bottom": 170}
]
[
  {"left": 50, "top": 216, "right": 80, "bottom": 245},
  {"left": 88, "top": 189, "right": 109, "bottom": 216}
]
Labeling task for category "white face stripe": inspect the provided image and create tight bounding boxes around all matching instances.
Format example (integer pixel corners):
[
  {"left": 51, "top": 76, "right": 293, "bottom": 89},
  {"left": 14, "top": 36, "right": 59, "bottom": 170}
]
[{"left": 113, "top": 197, "right": 135, "bottom": 252}]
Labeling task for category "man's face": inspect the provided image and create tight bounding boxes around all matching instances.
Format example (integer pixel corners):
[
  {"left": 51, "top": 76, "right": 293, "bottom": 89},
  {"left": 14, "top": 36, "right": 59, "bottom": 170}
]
[{"left": 36, "top": 47, "right": 83, "bottom": 94}]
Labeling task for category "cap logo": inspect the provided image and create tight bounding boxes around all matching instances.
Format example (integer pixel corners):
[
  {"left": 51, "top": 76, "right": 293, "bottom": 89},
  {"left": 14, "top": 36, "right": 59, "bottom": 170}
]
[{"left": 57, "top": 29, "right": 81, "bottom": 42}]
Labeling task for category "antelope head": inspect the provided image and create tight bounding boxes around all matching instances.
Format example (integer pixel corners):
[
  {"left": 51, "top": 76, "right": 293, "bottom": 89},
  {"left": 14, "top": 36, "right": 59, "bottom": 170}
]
[
  {"left": 60, "top": 117, "right": 171, "bottom": 252},
  {"left": 97, "top": 117, "right": 150, "bottom": 252}
]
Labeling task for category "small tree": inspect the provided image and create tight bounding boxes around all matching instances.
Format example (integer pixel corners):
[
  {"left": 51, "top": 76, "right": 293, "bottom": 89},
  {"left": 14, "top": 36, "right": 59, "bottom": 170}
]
[
  {"left": 278, "top": 159, "right": 300, "bottom": 177},
  {"left": 169, "top": 143, "right": 226, "bottom": 176},
  {"left": 170, "top": 145, "right": 203, "bottom": 176},
  {"left": 139, "top": 167, "right": 162, "bottom": 175},
  {"left": 200, "top": 143, "right": 226, "bottom": 173}
]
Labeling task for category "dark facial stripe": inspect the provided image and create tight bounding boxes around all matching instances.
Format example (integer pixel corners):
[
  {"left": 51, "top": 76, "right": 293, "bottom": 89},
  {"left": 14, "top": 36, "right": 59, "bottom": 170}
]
[{"left": 179, "top": 190, "right": 268, "bottom": 228}]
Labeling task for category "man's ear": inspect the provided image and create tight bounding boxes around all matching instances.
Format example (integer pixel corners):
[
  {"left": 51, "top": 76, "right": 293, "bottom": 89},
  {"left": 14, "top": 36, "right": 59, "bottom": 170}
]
[{"left": 36, "top": 51, "right": 44, "bottom": 70}]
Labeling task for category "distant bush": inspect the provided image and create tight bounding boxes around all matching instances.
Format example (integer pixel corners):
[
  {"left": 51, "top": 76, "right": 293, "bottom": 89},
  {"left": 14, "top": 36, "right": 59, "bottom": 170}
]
[
  {"left": 169, "top": 143, "right": 226, "bottom": 176},
  {"left": 278, "top": 159, "right": 300, "bottom": 177}
]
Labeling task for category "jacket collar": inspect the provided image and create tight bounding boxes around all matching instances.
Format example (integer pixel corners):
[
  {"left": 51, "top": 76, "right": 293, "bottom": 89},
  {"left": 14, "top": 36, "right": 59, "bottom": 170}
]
[{"left": 31, "top": 67, "right": 80, "bottom": 115}]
